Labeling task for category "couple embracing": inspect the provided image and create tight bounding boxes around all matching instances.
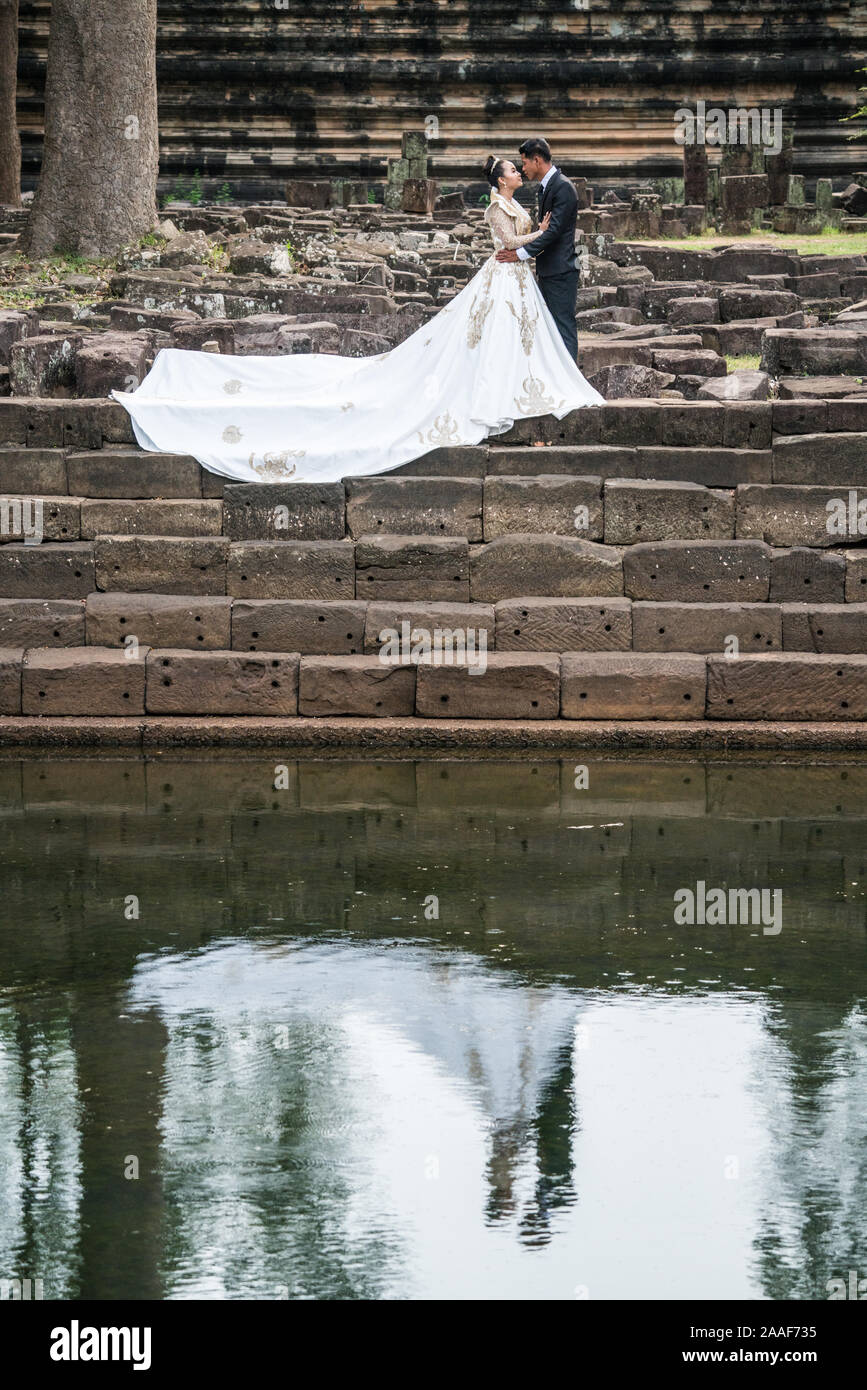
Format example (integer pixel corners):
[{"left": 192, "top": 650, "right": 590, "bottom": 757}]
[{"left": 115, "top": 137, "right": 602, "bottom": 484}]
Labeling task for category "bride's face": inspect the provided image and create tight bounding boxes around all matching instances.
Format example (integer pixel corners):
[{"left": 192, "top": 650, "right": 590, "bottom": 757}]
[{"left": 498, "top": 161, "right": 522, "bottom": 196}]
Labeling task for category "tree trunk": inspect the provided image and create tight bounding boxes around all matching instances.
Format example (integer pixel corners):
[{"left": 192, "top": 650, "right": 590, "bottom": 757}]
[
  {"left": 21, "top": 0, "right": 158, "bottom": 257},
  {"left": 0, "top": 0, "right": 21, "bottom": 206}
]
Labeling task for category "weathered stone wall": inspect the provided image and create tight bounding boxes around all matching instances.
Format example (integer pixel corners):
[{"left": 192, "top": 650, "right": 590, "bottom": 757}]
[{"left": 14, "top": 1, "right": 867, "bottom": 196}]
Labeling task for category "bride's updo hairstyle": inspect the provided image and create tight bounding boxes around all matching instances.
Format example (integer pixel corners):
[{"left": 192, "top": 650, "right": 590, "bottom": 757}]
[{"left": 484, "top": 156, "right": 506, "bottom": 190}]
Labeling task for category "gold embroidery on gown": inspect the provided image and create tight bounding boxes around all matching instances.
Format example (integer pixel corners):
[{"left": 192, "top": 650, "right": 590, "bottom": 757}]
[
  {"left": 248, "top": 449, "right": 307, "bottom": 480},
  {"left": 514, "top": 375, "right": 564, "bottom": 415},
  {"left": 466, "top": 260, "right": 496, "bottom": 349},
  {"left": 506, "top": 268, "right": 539, "bottom": 356},
  {"left": 417, "top": 411, "right": 463, "bottom": 446}
]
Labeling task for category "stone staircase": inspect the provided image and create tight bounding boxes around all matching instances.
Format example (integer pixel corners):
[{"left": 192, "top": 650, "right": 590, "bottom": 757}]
[{"left": 0, "top": 395, "right": 865, "bottom": 740}]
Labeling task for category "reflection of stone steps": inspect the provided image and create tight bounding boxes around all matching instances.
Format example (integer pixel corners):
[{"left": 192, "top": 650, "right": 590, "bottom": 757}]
[{"left": 0, "top": 397, "right": 866, "bottom": 730}]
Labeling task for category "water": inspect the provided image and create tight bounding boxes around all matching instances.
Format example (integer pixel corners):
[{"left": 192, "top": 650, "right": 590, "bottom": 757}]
[{"left": 0, "top": 754, "right": 864, "bottom": 1301}]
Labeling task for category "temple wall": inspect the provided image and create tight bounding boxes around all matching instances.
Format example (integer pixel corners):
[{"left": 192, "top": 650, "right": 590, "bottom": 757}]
[{"left": 15, "top": 0, "right": 867, "bottom": 197}]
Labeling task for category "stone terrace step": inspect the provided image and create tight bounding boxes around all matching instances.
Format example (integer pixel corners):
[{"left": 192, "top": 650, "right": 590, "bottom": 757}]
[
  {"left": 2, "top": 474, "right": 866, "bottom": 550},
  {"left": 0, "top": 536, "right": 863, "bottom": 604},
  {"left": 2, "top": 646, "right": 865, "bottom": 721},
  {"left": 1, "top": 595, "right": 865, "bottom": 656},
  {"left": 2, "top": 398, "right": 867, "bottom": 454}
]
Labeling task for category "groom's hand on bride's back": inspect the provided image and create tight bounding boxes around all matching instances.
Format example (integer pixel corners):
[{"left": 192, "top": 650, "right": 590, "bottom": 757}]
[{"left": 496, "top": 249, "right": 519, "bottom": 263}]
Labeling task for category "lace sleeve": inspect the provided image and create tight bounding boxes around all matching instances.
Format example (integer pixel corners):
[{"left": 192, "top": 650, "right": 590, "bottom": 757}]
[{"left": 485, "top": 205, "right": 538, "bottom": 251}]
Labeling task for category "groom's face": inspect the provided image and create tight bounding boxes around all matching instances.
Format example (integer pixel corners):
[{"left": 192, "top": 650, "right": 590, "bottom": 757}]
[{"left": 521, "top": 152, "right": 546, "bottom": 182}]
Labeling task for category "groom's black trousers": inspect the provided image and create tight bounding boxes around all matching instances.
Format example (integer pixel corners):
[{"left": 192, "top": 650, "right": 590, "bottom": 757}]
[{"left": 538, "top": 270, "right": 580, "bottom": 362}]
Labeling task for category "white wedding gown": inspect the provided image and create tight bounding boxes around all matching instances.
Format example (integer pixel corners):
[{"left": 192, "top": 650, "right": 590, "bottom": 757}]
[{"left": 112, "top": 192, "right": 603, "bottom": 482}]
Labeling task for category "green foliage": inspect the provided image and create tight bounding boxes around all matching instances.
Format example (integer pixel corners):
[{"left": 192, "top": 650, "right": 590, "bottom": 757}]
[
  {"left": 215, "top": 182, "right": 233, "bottom": 204},
  {"left": 842, "top": 66, "right": 867, "bottom": 138},
  {"left": 725, "top": 354, "right": 762, "bottom": 372},
  {"left": 367, "top": 190, "right": 377, "bottom": 204},
  {"left": 163, "top": 170, "right": 205, "bottom": 206},
  {"left": 285, "top": 239, "right": 296, "bottom": 268},
  {"left": 478, "top": 193, "right": 490, "bottom": 206},
  {"left": 204, "top": 243, "right": 229, "bottom": 272}
]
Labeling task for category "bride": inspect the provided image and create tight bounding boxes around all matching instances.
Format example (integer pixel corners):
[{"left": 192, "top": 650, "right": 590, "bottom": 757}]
[{"left": 112, "top": 157, "right": 603, "bottom": 483}]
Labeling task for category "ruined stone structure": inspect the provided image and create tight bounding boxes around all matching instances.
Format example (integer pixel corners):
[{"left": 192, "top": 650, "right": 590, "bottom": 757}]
[
  {"left": 2, "top": 196, "right": 867, "bottom": 740},
  {"left": 14, "top": 0, "right": 867, "bottom": 198}
]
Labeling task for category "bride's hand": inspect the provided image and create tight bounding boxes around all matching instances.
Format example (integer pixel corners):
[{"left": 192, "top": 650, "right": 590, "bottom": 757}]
[{"left": 538, "top": 211, "right": 552, "bottom": 232}]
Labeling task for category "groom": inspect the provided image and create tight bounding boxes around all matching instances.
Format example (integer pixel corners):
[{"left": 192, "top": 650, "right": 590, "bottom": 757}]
[{"left": 496, "top": 137, "right": 580, "bottom": 361}]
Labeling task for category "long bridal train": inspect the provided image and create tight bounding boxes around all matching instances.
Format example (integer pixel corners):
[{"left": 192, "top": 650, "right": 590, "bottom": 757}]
[{"left": 112, "top": 204, "right": 603, "bottom": 485}]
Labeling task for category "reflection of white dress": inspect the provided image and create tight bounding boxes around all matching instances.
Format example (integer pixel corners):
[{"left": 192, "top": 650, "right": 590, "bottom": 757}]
[{"left": 111, "top": 191, "right": 603, "bottom": 483}]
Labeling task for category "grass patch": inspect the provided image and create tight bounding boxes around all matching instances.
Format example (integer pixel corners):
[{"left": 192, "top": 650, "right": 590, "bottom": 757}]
[
  {"left": 633, "top": 229, "right": 867, "bottom": 257},
  {"left": 725, "top": 355, "right": 762, "bottom": 372}
]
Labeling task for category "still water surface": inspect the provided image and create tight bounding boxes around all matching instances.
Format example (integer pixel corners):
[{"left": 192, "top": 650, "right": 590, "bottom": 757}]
[{"left": 0, "top": 754, "right": 864, "bottom": 1300}]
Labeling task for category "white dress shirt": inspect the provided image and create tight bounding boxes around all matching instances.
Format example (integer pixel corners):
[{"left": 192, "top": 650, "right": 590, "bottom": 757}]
[{"left": 516, "top": 165, "right": 558, "bottom": 260}]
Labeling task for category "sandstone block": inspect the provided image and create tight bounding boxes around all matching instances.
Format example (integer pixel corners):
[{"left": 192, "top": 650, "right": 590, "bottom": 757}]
[
  {"left": 299, "top": 654, "right": 416, "bottom": 716},
  {"left": 736, "top": 484, "right": 867, "bottom": 547},
  {"left": 561, "top": 652, "right": 706, "bottom": 719},
  {"left": 355, "top": 535, "right": 469, "bottom": 600},
  {"left": 0, "top": 598, "right": 85, "bottom": 646},
  {"left": 781, "top": 602, "right": 867, "bottom": 652},
  {"left": 227, "top": 540, "right": 355, "bottom": 599},
  {"left": 483, "top": 475, "right": 602, "bottom": 540},
  {"left": 94, "top": 535, "right": 228, "bottom": 594},
  {"left": 416, "top": 652, "right": 560, "bottom": 719},
  {"left": 0, "top": 542, "right": 94, "bottom": 598},
  {"left": 86, "top": 592, "right": 231, "bottom": 649},
  {"left": 845, "top": 549, "right": 867, "bottom": 601},
  {"left": 604, "top": 480, "right": 734, "bottom": 544},
  {"left": 365, "top": 601, "right": 495, "bottom": 655},
  {"left": 634, "top": 447, "right": 773, "bottom": 486},
  {"left": 707, "top": 653, "right": 867, "bottom": 720},
  {"left": 0, "top": 647, "right": 22, "bottom": 713},
  {"left": 0, "top": 496, "right": 80, "bottom": 543},
  {"left": 495, "top": 597, "right": 632, "bottom": 651},
  {"left": 22, "top": 646, "right": 148, "bottom": 715},
  {"left": 632, "top": 602, "right": 781, "bottom": 653},
  {"left": 346, "top": 477, "right": 481, "bottom": 540},
  {"left": 772, "top": 433, "right": 867, "bottom": 486},
  {"left": 770, "top": 547, "right": 846, "bottom": 603},
  {"left": 624, "top": 540, "right": 771, "bottom": 602},
  {"left": 470, "top": 535, "right": 622, "bottom": 601},
  {"left": 81, "top": 499, "right": 223, "bottom": 538},
  {"left": 232, "top": 599, "right": 366, "bottom": 652},
  {"left": 0, "top": 447, "right": 68, "bottom": 494},
  {"left": 223, "top": 482, "right": 345, "bottom": 540},
  {"left": 67, "top": 450, "right": 203, "bottom": 499},
  {"left": 146, "top": 649, "right": 299, "bottom": 715}
]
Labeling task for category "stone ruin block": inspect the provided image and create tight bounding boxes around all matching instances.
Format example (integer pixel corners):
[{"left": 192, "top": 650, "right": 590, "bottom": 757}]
[
  {"left": 75, "top": 331, "right": 153, "bottom": 397},
  {"left": 0, "top": 309, "right": 39, "bottom": 369},
  {"left": 9, "top": 332, "right": 84, "bottom": 397},
  {"left": 628, "top": 193, "right": 662, "bottom": 239},
  {"left": 284, "top": 180, "right": 332, "bottom": 209},
  {"left": 719, "top": 174, "right": 770, "bottom": 233},
  {"left": 787, "top": 174, "right": 806, "bottom": 207},
  {"left": 682, "top": 142, "right": 708, "bottom": 206},
  {"left": 172, "top": 319, "right": 236, "bottom": 353},
  {"left": 764, "top": 127, "right": 794, "bottom": 205},
  {"left": 401, "top": 178, "right": 438, "bottom": 215}
]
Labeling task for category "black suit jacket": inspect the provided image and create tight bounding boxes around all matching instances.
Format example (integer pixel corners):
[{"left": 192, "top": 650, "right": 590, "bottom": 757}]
[{"left": 521, "top": 169, "right": 579, "bottom": 278}]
